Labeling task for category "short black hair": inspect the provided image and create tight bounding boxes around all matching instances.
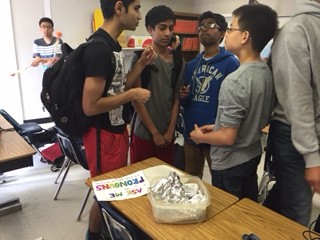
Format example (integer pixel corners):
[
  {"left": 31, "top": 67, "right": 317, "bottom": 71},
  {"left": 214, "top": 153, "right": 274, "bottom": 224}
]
[
  {"left": 199, "top": 11, "right": 228, "bottom": 32},
  {"left": 39, "top": 17, "right": 54, "bottom": 27},
  {"left": 145, "top": 5, "right": 175, "bottom": 29},
  {"left": 233, "top": 4, "right": 278, "bottom": 52},
  {"left": 100, "top": 0, "right": 134, "bottom": 19}
]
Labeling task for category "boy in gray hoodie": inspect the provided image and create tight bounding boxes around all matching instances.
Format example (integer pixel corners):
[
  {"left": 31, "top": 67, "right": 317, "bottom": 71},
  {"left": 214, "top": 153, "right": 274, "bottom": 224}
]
[{"left": 264, "top": 0, "right": 320, "bottom": 226}]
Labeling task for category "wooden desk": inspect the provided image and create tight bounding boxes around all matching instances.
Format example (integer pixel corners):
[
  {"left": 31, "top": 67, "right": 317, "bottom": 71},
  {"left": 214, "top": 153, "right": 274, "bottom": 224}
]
[
  {"left": 0, "top": 114, "right": 36, "bottom": 216},
  {"left": 0, "top": 114, "right": 35, "bottom": 172},
  {"left": 87, "top": 157, "right": 239, "bottom": 240},
  {"left": 187, "top": 198, "right": 308, "bottom": 239}
]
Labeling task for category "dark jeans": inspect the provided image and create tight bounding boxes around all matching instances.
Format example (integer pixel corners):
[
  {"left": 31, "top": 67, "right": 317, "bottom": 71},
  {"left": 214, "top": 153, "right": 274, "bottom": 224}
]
[
  {"left": 211, "top": 155, "right": 261, "bottom": 202},
  {"left": 263, "top": 120, "right": 312, "bottom": 226}
]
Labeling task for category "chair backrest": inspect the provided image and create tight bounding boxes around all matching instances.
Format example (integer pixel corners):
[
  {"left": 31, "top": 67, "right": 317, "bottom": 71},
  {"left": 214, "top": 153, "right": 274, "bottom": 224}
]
[
  {"left": 97, "top": 199, "right": 151, "bottom": 240},
  {"left": 54, "top": 126, "right": 89, "bottom": 170},
  {"left": 175, "top": 107, "right": 185, "bottom": 135},
  {"left": 0, "top": 109, "right": 22, "bottom": 132},
  {"left": 0, "top": 109, "right": 54, "bottom": 148},
  {"left": 102, "top": 208, "right": 133, "bottom": 240}
]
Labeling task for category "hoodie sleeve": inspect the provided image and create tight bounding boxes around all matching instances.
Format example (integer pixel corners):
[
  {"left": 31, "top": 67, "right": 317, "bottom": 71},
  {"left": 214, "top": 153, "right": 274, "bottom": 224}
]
[
  {"left": 225, "top": 56, "right": 240, "bottom": 75},
  {"left": 272, "top": 20, "right": 320, "bottom": 168}
]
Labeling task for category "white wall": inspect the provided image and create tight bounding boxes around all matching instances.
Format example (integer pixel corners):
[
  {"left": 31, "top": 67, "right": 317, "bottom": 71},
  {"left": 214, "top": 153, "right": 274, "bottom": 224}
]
[
  {"left": 0, "top": 0, "right": 23, "bottom": 122},
  {"left": 3, "top": 0, "right": 296, "bottom": 123},
  {"left": 10, "top": 0, "right": 100, "bottom": 122},
  {"left": 194, "top": 0, "right": 296, "bottom": 16}
]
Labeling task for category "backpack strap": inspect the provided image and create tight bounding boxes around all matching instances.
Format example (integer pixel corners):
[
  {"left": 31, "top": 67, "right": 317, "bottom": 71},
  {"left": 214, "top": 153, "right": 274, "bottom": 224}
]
[
  {"left": 134, "top": 50, "right": 154, "bottom": 89},
  {"left": 96, "top": 124, "right": 101, "bottom": 175},
  {"left": 171, "top": 49, "right": 183, "bottom": 90},
  {"left": 85, "top": 34, "right": 117, "bottom": 175},
  {"left": 134, "top": 49, "right": 183, "bottom": 90},
  {"left": 86, "top": 33, "right": 116, "bottom": 92}
]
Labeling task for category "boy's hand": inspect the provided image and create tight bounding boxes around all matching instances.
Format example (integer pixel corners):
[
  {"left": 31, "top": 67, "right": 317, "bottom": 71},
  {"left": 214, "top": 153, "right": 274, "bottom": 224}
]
[
  {"left": 132, "top": 88, "right": 150, "bottom": 103},
  {"left": 45, "top": 58, "right": 55, "bottom": 67},
  {"left": 179, "top": 85, "right": 190, "bottom": 99},
  {"left": 31, "top": 57, "right": 41, "bottom": 67},
  {"left": 139, "top": 46, "right": 157, "bottom": 66},
  {"left": 190, "top": 124, "right": 203, "bottom": 144},
  {"left": 305, "top": 166, "right": 320, "bottom": 193},
  {"left": 152, "top": 132, "right": 167, "bottom": 148},
  {"left": 199, "top": 124, "right": 214, "bottom": 133}
]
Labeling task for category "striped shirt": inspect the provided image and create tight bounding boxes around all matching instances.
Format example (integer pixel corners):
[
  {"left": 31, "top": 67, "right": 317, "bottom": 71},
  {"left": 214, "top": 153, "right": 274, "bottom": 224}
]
[{"left": 33, "top": 37, "right": 63, "bottom": 59}]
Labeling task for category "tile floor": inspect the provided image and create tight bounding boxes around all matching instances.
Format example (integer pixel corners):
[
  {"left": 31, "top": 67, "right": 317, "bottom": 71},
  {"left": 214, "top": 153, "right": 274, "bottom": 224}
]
[
  {"left": 1, "top": 141, "right": 320, "bottom": 240},
  {"left": 0, "top": 154, "right": 91, "bottom": 240}
]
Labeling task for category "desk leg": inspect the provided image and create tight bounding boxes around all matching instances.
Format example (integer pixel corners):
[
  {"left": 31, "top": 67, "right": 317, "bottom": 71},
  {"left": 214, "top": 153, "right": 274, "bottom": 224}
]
[{"left": 0, "top": 193, "right": 22, "bottom": 217}]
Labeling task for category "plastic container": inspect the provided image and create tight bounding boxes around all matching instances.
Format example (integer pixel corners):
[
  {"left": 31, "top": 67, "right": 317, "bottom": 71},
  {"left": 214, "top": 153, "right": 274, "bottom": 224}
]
[{"left": 147, "top": 175, "right": 210, "bottom": 224}]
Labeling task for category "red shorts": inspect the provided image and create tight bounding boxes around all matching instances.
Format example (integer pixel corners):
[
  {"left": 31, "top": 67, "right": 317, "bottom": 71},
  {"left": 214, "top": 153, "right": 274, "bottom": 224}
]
[
  {"left": 83, "top": 127, "right": 129, "bottom": 177},
  {"left": 130, "top": 133, "right": 174, "bottom": 165}
]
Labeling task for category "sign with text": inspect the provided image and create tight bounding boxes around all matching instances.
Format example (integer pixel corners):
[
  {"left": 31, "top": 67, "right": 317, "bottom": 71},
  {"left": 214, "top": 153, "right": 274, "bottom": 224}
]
[{"left": 92, "top": 171, "right": 149, "bottom": 201}]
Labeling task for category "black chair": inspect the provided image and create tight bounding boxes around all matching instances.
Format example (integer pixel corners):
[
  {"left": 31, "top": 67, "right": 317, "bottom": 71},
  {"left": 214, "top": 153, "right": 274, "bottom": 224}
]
[
  {"left": 0, "top": 109, "right": 55, "bottom": 146},
  {"left": 0, "top": 109, "right": 56, "bottom": 156},
  {"left": 173, "top": 107, "right": 185, "bottom": 170},
  {"left": 175, "top": 107, "right": 185, "bottom": 136},
  {"left": 53, "top": 126, "right": 92, "bottom": 221},
  {"left": 258, "top": 129, "right": 276, "bottom": 203},
  {"left": 96, "top": 197, "right": 151, "bottom": 240}
]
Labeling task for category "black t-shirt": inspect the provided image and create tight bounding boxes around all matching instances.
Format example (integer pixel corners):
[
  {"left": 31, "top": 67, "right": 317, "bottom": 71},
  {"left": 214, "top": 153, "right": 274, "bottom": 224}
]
[{"left": 82, "top": 28, "right": 127, "bottom": 133}]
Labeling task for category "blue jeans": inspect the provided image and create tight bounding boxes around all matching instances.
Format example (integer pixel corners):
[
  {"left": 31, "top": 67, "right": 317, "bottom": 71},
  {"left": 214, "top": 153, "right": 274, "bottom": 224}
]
[
  {"left": 211, "top": 155, "right": 261, "bottom": 202},
  {"left": 263, "top": 120, "right": 312, "bottom": 226}
]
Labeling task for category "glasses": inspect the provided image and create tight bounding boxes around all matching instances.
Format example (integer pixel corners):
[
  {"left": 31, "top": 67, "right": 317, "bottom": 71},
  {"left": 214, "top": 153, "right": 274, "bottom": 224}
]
[
  {"left": 226, "top": 27, "right": 246, "bottom": 33},
  {"left": 40, "top": 25, "right": 53, "bottom": 29},
  {"left": 197, "top": 23, "right": 221, "bottom": 32}
]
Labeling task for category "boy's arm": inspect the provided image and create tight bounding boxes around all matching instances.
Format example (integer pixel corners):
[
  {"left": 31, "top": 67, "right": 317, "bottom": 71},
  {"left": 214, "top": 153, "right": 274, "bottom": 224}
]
[
  {"left": 31, "top": 40, "right": 62, "bottom": 67},
  {"left": 125, "top": 47, "right": 157, "bottom": 90},
  {"left": 31, "top": 56, "right": 42, "bottom": 67},
  {"left": 163, "top": 96, "right": 180, "bottom": 143},
  {"left": 190, "top": 124, "right": 238, "bottom": 146},
  {"left": 179, "top": 65, "right": 191, "bottom": 108},
  {"left": 82, "top": 76, "right": 150, "bottom": 116},
  {"left": 132, "top": 99, "right": 167, "bottom": 147}
]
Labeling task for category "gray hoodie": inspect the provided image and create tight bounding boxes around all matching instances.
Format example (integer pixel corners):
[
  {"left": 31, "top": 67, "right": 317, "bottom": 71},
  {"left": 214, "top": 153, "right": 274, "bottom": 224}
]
[{"left": 272, "top": 0, "right": 320, "bottom": 168}]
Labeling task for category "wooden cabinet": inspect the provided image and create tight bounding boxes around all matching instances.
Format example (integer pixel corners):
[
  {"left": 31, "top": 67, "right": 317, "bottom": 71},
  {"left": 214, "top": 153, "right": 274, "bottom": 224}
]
[{"left": 174, "top": 12, "right": 200, "bottom": 62}]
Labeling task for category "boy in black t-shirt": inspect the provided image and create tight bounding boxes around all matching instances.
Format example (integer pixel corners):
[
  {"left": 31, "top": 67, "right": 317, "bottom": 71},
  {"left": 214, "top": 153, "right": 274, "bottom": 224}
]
[{"left": 83, "top": 1, "right": 157, "bottom": 239}]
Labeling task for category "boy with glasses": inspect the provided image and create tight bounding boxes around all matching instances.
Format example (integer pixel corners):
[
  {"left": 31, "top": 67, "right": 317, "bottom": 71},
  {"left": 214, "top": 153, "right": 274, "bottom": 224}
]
[
  {"left": 31, "top": 17, "right": 63, "bottom": 70},
  {"left": 179, "top": 11, "right": 239, "bottom": 179},
  {"left": 190, "top": 4, "right": 278, "bottom": 202}
]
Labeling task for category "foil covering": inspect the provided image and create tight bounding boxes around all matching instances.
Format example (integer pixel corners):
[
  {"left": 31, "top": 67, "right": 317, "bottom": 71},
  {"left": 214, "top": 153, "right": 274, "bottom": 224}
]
[{"left": 149, "top": 171, "right": 206, "bottom": 203}]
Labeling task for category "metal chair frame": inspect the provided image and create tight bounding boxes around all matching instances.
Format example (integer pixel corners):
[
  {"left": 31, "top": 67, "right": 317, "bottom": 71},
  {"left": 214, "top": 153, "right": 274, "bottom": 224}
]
[
  {"left": 96, "top": 197, "right": 151, "bottom": 240},
  {"left": 0, "top": 109, "right": 56, "bottom": 164},
  {"left": 53, "top": 127, "right": 91, "bottom": 221}
]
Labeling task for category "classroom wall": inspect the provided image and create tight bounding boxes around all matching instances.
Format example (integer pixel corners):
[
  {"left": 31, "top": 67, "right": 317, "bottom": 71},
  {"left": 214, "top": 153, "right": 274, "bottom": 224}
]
[
  {"left": 0, "top": 0, "right": 23, "bottom": 121},
  {"left": 9, "top": 0, "right": 101, "bottom": 122},
  {"left": 1, "top": 0, "right": 297, "bottom": 123},
  {"left": 194, "top": 0, "right": 296, "bottom": 16}
]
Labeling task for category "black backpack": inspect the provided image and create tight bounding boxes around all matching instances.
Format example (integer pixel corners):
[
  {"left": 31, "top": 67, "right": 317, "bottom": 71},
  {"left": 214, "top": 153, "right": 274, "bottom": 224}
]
[{"left": 41, "top": 36, "right": 115, "bottom": 137}]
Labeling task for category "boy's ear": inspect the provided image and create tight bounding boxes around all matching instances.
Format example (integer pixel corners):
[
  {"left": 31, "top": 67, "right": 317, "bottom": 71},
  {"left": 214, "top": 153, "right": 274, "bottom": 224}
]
[
  {"left": 240, "top": 31, "right": 250, "bottom": 44},
  {"left": 146, "top": 25, "right": 153, "bottom": 35},
  {"left": 115, "top": 1, "right": 124, "bottom": 15},
  {"left": 220, "top": 31, "right": 226, "bottom": 41}
]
